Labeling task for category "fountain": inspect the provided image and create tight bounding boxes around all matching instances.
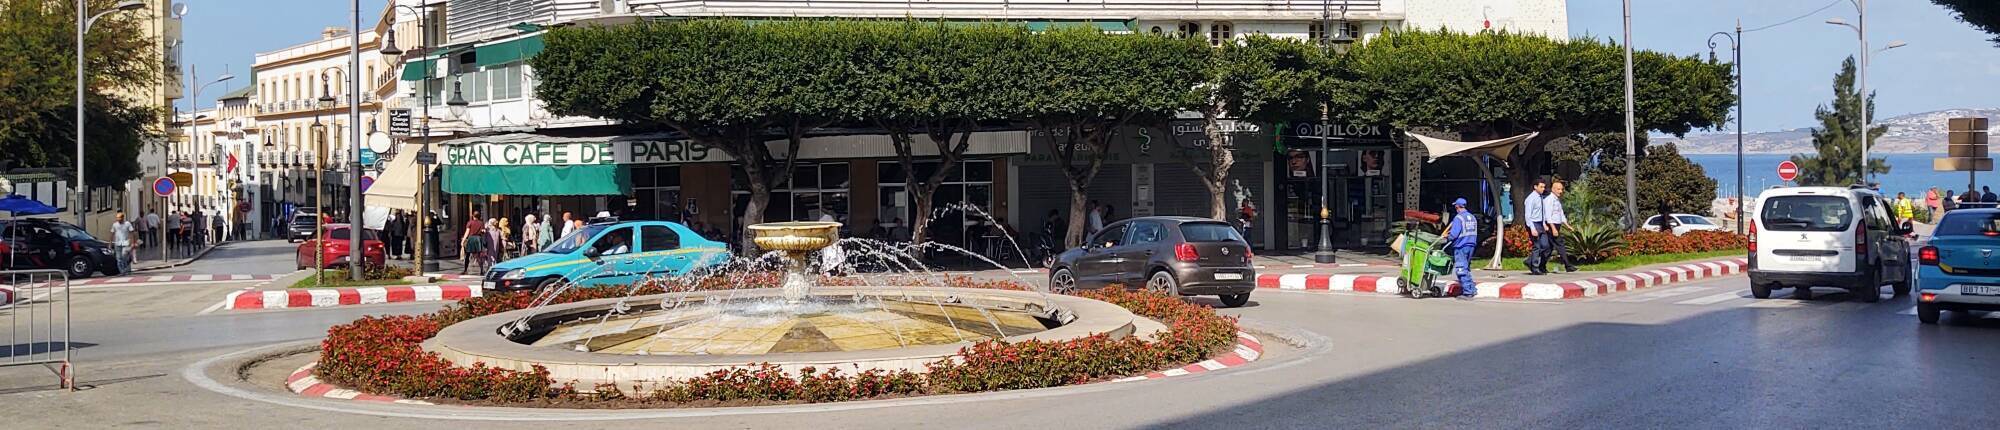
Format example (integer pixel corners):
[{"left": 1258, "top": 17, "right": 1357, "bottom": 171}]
[{"left": 423, "top": 222, "right": 1161, "bottom": 391}]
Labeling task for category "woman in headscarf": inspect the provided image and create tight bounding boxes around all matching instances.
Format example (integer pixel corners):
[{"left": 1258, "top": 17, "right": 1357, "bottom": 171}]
[{"left": 520, "top": 214, "right": 540, "bottom": 254}]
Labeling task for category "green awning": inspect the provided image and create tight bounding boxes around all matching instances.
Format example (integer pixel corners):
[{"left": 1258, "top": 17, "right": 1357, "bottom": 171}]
[
  {"left": 399, "top": 58, "right": 435, "bottom": 81},
  {"left": 1021, "top": 20, "right": 1135, "bottom": 32},
  {"left": 442, "top": 164, "right": 628, "bottom": 196},
  {"left": 473, "top": 35, "right": 546, "bottom": 67}
]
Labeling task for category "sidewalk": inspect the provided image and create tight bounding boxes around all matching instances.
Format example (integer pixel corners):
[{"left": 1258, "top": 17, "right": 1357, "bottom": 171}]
[
  {"left": 128, "top": 242, "right": 223, "bottom": 273},
  {"left": 1255, "top": 257, "right": 1749, "bottom": 301}
]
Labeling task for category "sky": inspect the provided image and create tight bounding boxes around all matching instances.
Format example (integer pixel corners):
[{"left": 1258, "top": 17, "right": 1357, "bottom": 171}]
[
  {"left": 175, "top": 0, "right": 2000, "bottom": 133},
  {"left": 1569, "top": 0, "right": 1999, "bottom": 133}
]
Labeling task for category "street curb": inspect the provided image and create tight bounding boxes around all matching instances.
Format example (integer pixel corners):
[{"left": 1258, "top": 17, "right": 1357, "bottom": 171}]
[
  {"left": 287, "top": 363, "right": 433, "bottom": 405},
  {"left": 72, "top": 274, "right": 277, "bottom": 286},
  {"left": 1255, "top": 258, "right": 1749, "bottom": 301},
  {"left": 130, "top": 243, "right": 223, "bottom": 273},
  {"left": 222, "top": 284, "right": 481, "bottom": 311},
  {"left": 1112, "top": 332, "right": 1264, "bottom": 382}
]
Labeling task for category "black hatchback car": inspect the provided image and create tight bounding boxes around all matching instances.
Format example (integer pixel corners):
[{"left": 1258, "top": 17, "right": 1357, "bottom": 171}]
[
  {"left": 0, "top": 219, "right": 121, "bottom": 278},
  {"left": 1049, "top": 216, "right": 1255, "bottom": 307}
]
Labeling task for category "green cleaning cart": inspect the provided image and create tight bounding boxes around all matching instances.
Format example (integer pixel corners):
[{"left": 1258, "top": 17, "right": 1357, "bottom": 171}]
[{"left": 1398, "top": 230, "right": 1454, "bottom": 299}]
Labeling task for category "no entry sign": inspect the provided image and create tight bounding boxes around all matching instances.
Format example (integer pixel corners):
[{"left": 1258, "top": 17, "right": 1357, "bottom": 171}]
[{"left": 1777, "top": 160, "right": 1800, "bottom": 182}]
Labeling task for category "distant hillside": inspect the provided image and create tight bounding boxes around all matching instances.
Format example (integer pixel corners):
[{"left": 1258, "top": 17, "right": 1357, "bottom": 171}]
[{"left": 1662, "top": 108, "right": 2000, "bottom": 154}]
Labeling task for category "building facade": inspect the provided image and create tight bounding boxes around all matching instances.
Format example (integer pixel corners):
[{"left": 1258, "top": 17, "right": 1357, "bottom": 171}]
[{"left": 249, "top": 25, "right": 393, "bottom": 237}]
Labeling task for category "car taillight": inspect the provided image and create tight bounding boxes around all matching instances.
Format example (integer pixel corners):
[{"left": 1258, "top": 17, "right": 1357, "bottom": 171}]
[
  {"left": 1919, "top": 246, "right": 1939, "bottom": 266},
  {"left": 1747, "top": 221, "right": 1757, "bottom": 252},
  {"left": 1175, "top": 243, "right": 1199, "bottom": 262},
  {"left": 1855, "top": 226, "right": 1868, "bottom": 258}
]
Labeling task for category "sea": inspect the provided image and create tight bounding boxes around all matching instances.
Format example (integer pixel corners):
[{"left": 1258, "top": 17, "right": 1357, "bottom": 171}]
[{"left": 1686, "top": 153, "right": 1995, "bottom": 200}]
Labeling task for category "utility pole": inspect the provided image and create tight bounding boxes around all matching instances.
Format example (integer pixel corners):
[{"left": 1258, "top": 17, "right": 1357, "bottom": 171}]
[
  {"left": 1621, "top": 0, "right": 1638, "bottom": 227},
  {"left": 349, "top": 0, "right": 366, "bottom": 281}
]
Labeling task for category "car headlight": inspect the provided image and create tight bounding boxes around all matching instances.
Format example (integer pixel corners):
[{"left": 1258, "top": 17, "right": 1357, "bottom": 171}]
[
  {"left": 96, "top": 248, "right": 113, "bottom": 255},
  {"left": 502, "top": 269, "right": 526, "bottom": 280}
]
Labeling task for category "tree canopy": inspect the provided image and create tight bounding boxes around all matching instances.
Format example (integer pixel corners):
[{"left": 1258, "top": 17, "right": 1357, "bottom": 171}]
[
  {"left": 1790, "top": 56, "right": 1889, "bottom": 187},
  {"left": 1182, "top": 35, "right": 1325, "bottom": 219},
  {"left": 1329, "top": 30, "right": 1736, "bottom": 223},
  {"left": 0, "top": 0, "right": 161, "bottom": 187},
  {"left": 1935, "top": 0, "right": 2000, "bottom": 46}
]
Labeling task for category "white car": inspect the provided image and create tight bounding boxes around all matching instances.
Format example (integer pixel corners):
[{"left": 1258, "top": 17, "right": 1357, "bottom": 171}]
[
  {"left": 1747, "top": 186, "right": 1914, "bottom": 302},
  {"left": 1640, "top": 214, "right": 1725, "bottom": 236}
]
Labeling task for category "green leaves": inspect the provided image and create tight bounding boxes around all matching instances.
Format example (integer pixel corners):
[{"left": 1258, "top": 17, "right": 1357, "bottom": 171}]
[
  {"left": 1791, "top": 56, "right": 1890, "bottom": 187},
  {"left": 0, "top": 0, "right": 162, "bottom": 187}
]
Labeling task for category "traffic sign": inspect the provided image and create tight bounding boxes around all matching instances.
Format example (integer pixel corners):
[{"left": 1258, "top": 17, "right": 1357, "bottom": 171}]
[
  {"left": 360, "top": 149, "right": 378, "bottom": 166},
  {"left": 359, "top": 175, "right": 376, "bottom": 193},
  {"left": 388, "top": 108, "right": 413, "bottom": 136},
  {"left": 151, "top": 177, "right": 176, "bottom": 197},
  {"left": 1777, "top": 160, "right": 1800, "bottom": 182},
  {"left": 415, "top": 150, "right": 437, "bottom": 165}
]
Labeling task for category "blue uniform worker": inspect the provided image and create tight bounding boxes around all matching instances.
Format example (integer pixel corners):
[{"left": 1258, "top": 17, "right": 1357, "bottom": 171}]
[{"left": 1446, "top": 198, "right": 1480, "bottom": 298}]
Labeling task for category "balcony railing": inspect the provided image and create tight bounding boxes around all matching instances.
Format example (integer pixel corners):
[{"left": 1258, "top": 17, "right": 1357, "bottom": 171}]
[{"left": 254, "top": 93, "right": 383, "bottom": 115}]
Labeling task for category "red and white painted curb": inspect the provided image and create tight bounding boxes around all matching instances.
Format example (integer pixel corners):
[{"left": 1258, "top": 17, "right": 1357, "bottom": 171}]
[
  {"left": 288, "top": 363, "right": 432, "bottom": 405},
  {"left": 223, "top": 284, "right": 481, "bottom": 310},
  {"left": 424, "top": 273, "right": 484, "bottom": 281},
  {"left": 74, "top": 274, "right": 276, "bottom": 286},
  {"left": 1256, "top": 258, "right": 1749, "bottom": 301},
  {"left": 1252, "top": 262, "right": 1396, "bottom": 270},
  {"left": 1113, "top": 332, "right": 1264, "bottom": 382}
]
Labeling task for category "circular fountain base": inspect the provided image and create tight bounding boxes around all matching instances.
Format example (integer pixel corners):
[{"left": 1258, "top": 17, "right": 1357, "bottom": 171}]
[{"left": 423, "top": 287, "right": 1159, "bottom": 391}]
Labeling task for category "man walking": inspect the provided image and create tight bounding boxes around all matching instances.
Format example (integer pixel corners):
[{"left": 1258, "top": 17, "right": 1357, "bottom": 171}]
[
  {"left": 1522, "top": 180, "right": 1548, "bottom": 275},
  {"left": 111, "top": 212, "right": 134, "bottom": 274},
  {"left": 1894, "top": 192, "right": 1916, "bottom": 222},
  {"left": 1944, "top": 189, "right": 1960, "bottom": 212},
  {"left": 1984, "top": 186, "right": 1997, "bottom": 204},
  {"left": 1447, "top": 198, "right": 1480, "bottom": 299},
  {"left": 1544, "top": 181, "right": 1576, "bottom": 273}
]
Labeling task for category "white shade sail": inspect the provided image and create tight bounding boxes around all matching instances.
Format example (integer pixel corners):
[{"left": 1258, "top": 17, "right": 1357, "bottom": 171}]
[{"left": 1406, "top": 132, "right": 1539, "bottom": 162}]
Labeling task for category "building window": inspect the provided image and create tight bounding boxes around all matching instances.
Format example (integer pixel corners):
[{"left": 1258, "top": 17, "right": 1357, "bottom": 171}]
[
  {"left": 875, "top": 160, "right": 993, "bottom": 246},
  {"left": 1149, "top": 26, "right": 1163, "bottom": 35},
  {"left": 629, "top": 165, "right": 684, "bottom": 223},
  {"left": 1209, "top": 21, "right": 1233, "bottom": 46},
  {"left": 732, "top": 162, "right": 850, "bottom": 226},
  {"left": 1176, "top": 22, "right": 1199, "bottom": 38}
]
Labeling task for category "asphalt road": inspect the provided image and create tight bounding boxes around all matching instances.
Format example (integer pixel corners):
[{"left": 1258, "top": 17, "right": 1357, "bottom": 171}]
[{"left": 3, "top": 269, "right": 1999, "bottom": 429}]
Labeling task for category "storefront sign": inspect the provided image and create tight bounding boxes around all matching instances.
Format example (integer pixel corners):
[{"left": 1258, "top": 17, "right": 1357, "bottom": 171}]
[
  {"left": 444, "top": 142, "right": 618, "bottom": 166},
  {"left": 620, "top": 140, "right": 725, "bottom": 164},
  {"left": 1019, "top": 125, "right": 1274, "bottom": 167}
]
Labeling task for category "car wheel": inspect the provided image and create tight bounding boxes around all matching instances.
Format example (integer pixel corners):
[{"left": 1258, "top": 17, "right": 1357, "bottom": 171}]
[
  {"left": 1218, "top": 293, "right": 1250, "bottom": 308},
  {"left": 1852, "top": 272, "right": 1881, "bottom": 303},
  {"left": 1892, "top": 274, "right": 1913, "bottom": 297},
  {"left": 534, "top": 277, "right": 568, "bottom": 294},
  {"left": 1751, "top": 282, "right": 1772, "bottom": 299},
  {"left": 1049, "top": 268, "right": 1077, "bottom": 295},
  {"left": 1917, "top": 302, "right": 1940, "bottom": 324},
  {"left": 1146, "top": 270, "right": 1181, "bottom": 297},
  {"left": 1795, "top": 285, "right": 1815, "bottom": 300},
  {"left": 66, "top": 256, "right": 93, "bottom": 279}
]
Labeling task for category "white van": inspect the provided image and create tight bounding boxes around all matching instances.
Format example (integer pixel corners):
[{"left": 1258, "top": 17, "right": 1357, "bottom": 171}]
[{"left": 1748, "top": 186, "right": 1913, "bottom": 302}]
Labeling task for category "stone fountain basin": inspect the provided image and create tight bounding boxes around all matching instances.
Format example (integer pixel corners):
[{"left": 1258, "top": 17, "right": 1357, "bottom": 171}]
[{"left": 423, "top": 287, "right": 1162, "bottom": 390}]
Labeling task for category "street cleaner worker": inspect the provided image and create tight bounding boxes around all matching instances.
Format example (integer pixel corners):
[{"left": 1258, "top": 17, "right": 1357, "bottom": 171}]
[{"left": 1447, "top": 198, "right": 1479, "bottom": 299}]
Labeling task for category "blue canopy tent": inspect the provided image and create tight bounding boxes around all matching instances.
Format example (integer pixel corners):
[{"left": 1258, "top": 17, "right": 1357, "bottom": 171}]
[{"left": 0, "top": 194, "right": 63, "bottom": 269}]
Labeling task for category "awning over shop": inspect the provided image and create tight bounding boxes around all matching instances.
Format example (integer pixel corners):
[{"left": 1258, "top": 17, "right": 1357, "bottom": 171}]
[
  {"left": 473, "top": 35, "right": 545, "bottom": 67},
  {"left": 442, "top": 164, "right": 629, "bottom": 196},
  {"left": 398, "top": 58, "right": 435, "bottom": 81},
  {"left": 364, "top": 143, "right": 429, "bottom": 211}
]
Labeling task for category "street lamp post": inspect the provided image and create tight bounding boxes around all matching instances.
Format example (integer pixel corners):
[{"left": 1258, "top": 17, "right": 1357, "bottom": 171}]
[
  {"left": 187, "top": 67, "right": 234, "bottom": 250},
  {"left": 1621, "top": 0, "right": 1637, "bottom": 228},
  {"left": 75, "top": 0, "right": 146, "bottom": 234},
  {"left": 1709, "top": 23, "right": 1742, "bottom": 234},
  {"left": 1314, "top": 1, "right": 1353, "bottom": 264},
  {"left": 312, "top": 112, "right": 328, "bottom": 287},
  {"left": 1827, "top": 9, "right": 1904, "bottom": 185},
  {"left": 382, "top": 3, "right": 437, "bottom": 272},
  {"left": 348, "top": 0, "right": 365, "bottom": 281},
  {"left": 318, "top": 68, "right": 347, "bottom": 280}
]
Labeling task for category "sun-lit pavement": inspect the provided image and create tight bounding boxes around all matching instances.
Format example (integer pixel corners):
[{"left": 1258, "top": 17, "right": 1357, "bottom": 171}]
[{"left": 4, "top": 265, "right": 1999, "bottom": 428}]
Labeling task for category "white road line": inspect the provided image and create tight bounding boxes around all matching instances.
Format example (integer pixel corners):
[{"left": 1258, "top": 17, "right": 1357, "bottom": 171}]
[
  {"left": 1745, "top": 298, "right": 1812, "bottom": 308},
  {"left": 196, "top": 300, "right": 228, "bottom": 315},
  {"left": 1608, "top": 286, "right": 1709, "bottom": 303},
  {"left": 1898, "top": 306, "right": 1917, "bottom": 315},
  {"left": 1675, "top": 292, "right": 1745, "bottom": 306}
]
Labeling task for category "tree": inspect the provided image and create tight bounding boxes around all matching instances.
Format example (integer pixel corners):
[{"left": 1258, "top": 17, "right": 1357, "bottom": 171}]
[
  {"left": 1789, "top": 57, "right": 1890, "bottom": 188},
  {"left": 1329, "top": 30, "right": 1735, "bottom": 225},
  {"left": 534, "top": 20, "right": 859, "bottom": 252},
  {"left": 1583, "top": 141, "right": 1719, "bottom": 217},
  {"left": 0, "top": 0, "right": 161, "bottom": 187},
  {"left": 1182, "top": 35, "right": 1324, "bottom": 220},
  {"left": 1017, "top": 29, "right": 1209, "bottom": 247},
  {"left": 1935, "top": 0, "right": 2000, "bottom": 46},
  {"left": 861, "top": 22, "right": 1030, "bottom": 245}
]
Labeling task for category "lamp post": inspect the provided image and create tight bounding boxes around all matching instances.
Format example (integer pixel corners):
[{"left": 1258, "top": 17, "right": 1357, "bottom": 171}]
[
  {"left": 318, "top": 67, "right": 348, "bottom": 280},
  {"left": 187, "top": 67, "right": 234, "bottom": 246},
  {"left": 382, "top": 3, "right": 437, "bottom": 272},
  {"left": 1826, "top": 11, "right": 1904, "bottom": 185},
  {"left": 75, "top": 0, "right": 146, "bottom": 233},
  {"left": 311, "top": 111, "right": 328, "bottom": 287},
  {"left": 1314, "top": 1, "right": 1354, "bottom": 264},
  {"left": 1709, "top": 23, "right": 1742, "bottom": 234},
  {"left": 347, "top": 0, "right": 365, "bottom": 281},
  {"left": 1621, "top": 0, "right": 1637, "bottom": 228}
]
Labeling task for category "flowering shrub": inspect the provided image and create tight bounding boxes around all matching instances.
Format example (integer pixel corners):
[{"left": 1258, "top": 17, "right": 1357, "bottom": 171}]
[
  {"left": 317, "top": 275, "right": 1239, "bottom": 405},
  {"left": 1492, "top": 226, "right": 1746, "bottom": 261}
]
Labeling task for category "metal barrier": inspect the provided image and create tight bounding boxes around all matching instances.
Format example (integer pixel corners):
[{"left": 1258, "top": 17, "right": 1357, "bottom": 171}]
[{"left": 1, "top": 269, "right": 72, "bottom": 391}]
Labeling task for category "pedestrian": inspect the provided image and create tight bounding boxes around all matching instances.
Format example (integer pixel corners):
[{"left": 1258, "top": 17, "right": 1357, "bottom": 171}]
[
  {"left": 1446, "top": 198, "right": 1479, "bottom": 299},
  {"left": 536, "top": 213, "right": 554, "bottom": 251},
  {"left": 1237, "top": 200, "right": 1258, "bottom": 246},
  {"left": 521, "top": 214, "right": 540, "bottom": 255},
  {"left": 1544, "top": 181, "right": 1576, "bottom": 273},
  {"left": 175, "top": 211, "right": 191, "bottom": 257},
  {"left": 384, "top": 211, "right": 405, "bottom": 260},
  {"left": 1085, "top": 200, "right": 1104, "bottom": 238},
  {"left": 1984, "top": 186, "right": 1998, "bottom": 204},
  {"left": 132, "top": 209, "right": 150, "bottom": 251},
  {"left": 1522, "top": 179, "right": 1548, "bottom": 275},
  {"left": 1944, "top": 189, "right": 1960, "bottom": 212},
  {"left": 145, "top": 210, "right": 161, "bottom": 251},
  {"left": 1895, "top": 192, "right": 1916, "bottom": 222},
  {"left": 460, "top": 210, "right": 486, "bottom": 275},
  {"left": 1926, "top": 188, "right": 1942, "bottom": 217},
  {"left": 191, "top": 209, "right": 206, "bottom": 248},
  {"left": 211, "top": 210, "right": 225, "bottom": 243},
  {"left": 111, "top": 212, "right": 134, "bottom": 274},
  {"left": 559, "top": 211, "right": 576, "bottom": 240},
  {"left": 495, "top": 217, "right": 514, "bottom": 259}
]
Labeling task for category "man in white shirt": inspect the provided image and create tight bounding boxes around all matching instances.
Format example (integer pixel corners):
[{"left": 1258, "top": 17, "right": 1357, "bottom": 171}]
[
  {"left": 111, "top": 212, "right": 135, "bottom": 274},
  {"left": 559, "top": 211, "right": 576, "bottom": 239},
  {"left": 145, "top": 211, "right": 161, "bottom": 251}
]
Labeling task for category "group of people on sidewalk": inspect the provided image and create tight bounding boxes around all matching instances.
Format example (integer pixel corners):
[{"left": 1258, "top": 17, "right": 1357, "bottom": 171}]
[
  {"left": 1438, "top": 179, "right": 1574, "bottom": 301},
  {"left": 106, "top": 209, "right": 227, "bottom": 274}
]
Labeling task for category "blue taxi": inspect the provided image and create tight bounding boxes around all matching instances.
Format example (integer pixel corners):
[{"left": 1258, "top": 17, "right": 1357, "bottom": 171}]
[
  {"left": 484, "top": 220, "right": 731, "bottom": 291},
  {"left": 1915, "top": 208, "right": 2000, "bottom": 324}
]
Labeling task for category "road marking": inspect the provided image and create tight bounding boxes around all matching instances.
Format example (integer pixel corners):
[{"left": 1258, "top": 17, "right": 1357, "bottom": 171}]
[
  {"left": 1608, "top": 286, "right": 1709, "bottom": 302},
  {"left": 1745, "top": 298, "right": 1812, "bottom": 308},
  {"left": 197, "top": 300, "right": 227, "bottom": 315},
  {"left": 1675, "top": 292, "right": 1746, "bottom": 306}
]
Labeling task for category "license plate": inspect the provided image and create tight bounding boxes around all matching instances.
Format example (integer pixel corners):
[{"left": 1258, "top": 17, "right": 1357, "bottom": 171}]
[
  {"left": 1787, "top": 256, "right": 1826, "bottom": 262},
  {"left": 482, "top": 281, "right": 496, "bottom": 290},
  {"left": 1215, "top": 273, "right": 1243, "bottom": 281},
  {"left": 1966, "top": 285, "right": 2000, "bottom": 296}
]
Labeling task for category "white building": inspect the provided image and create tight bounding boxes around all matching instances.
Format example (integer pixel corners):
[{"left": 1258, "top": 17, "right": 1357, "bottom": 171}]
[{"left": 250, "top": 25, "right": 394, "bottom": 232}]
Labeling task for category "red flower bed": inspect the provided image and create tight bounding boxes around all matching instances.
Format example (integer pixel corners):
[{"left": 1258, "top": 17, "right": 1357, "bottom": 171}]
[
  {"left": 316, "top": 276, "right": 1239, "bottom": 405},
  {"left": 1620, "top": 230, "right": 1746, "bottom": 257}
]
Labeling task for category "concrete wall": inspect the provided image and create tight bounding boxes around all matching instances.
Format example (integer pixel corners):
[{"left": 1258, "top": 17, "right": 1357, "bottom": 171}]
[{"left": 1404, "top": 0, "right": 1569, "bottom": 39}]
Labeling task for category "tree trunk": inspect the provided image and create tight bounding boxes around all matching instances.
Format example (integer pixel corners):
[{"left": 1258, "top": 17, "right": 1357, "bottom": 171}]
[
  {"left": 1479, "top": 155, "right": 1507, "bottom": 269},
  {"left": 1200, "top": 106, "right": 1235, "bottom": 220},
  {"left": 1066, "top": 180, "right": 1090, "bottom": 248},
  {"left": 739, "top": 153, "right": 770, "bottom": 254}
]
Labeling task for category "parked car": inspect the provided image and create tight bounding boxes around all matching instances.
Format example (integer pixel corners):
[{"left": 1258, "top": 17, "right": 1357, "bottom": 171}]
[
  {"left": 0, "top": 219, "right": 121, "bottom": 278},
  {"left": 1747, "top": 186, "right": 1912, "bottom": 302},
  {"left": 1640, "top": 213, "right": 1726, "bottom": 236},
  {"left": 1913, "top": 208, "right": 2000, "bottom": 324},
  {"left": 484, "top": 220, "right": 731, "bottom": 291},
  {"left": 1048, "top": 216, "right": 1255, "bottom": 308},
  {"left": 285, "top": 212, "right": 321, "bottom": 243},
  {"left": 294, "top": 224, "right": 386, "bottom": 270}
]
